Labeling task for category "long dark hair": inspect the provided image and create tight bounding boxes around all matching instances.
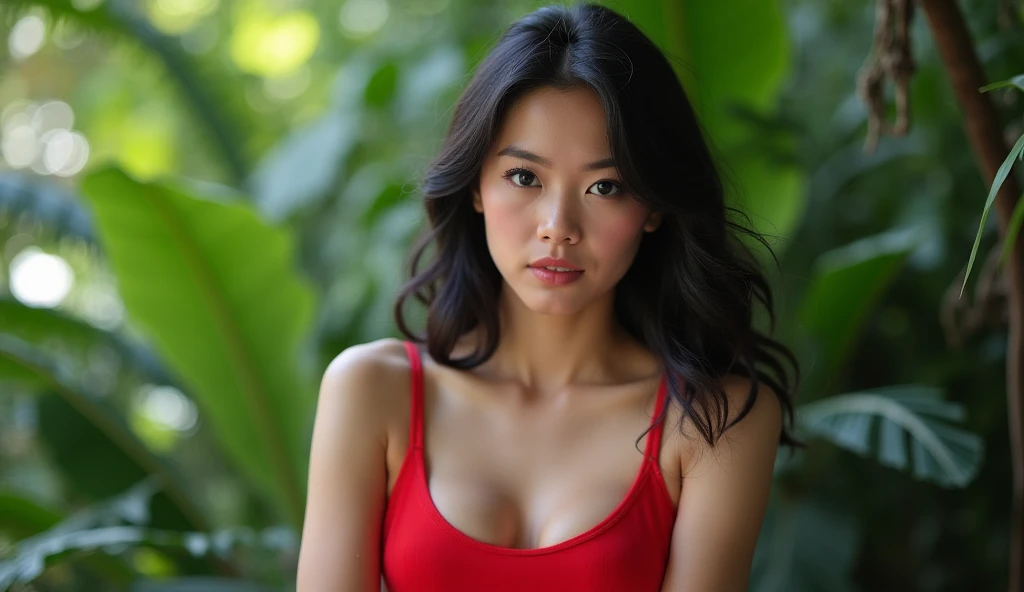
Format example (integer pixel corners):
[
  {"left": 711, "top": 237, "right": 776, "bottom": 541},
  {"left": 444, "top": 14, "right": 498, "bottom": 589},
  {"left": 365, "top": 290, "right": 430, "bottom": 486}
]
[{"left": 394, "top": 1, "right": 803, "bottom": 451}]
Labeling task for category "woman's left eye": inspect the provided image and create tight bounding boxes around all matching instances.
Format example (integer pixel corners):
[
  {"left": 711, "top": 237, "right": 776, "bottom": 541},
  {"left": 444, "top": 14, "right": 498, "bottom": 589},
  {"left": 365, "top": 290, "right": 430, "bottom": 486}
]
[{"left": 589, "top": 180, "right": 622, "bottom": 197}]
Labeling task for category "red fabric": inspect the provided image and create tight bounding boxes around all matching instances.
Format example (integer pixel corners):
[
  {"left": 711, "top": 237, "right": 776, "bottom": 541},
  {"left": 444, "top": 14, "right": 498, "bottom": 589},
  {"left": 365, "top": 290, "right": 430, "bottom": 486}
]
[{"left": 381, "top": 341, "right": 678, "bottom": 591}]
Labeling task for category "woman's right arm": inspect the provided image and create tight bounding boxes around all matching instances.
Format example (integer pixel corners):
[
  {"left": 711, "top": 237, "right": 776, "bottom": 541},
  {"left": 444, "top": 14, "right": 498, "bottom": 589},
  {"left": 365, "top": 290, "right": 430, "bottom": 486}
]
[{"left": 296, "top": 342, "right": 393, "bottom": 592}]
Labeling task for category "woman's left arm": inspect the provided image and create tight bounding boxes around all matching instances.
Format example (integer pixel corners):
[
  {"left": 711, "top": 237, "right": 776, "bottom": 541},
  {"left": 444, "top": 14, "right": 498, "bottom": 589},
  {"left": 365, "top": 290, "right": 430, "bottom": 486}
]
[{"left": 660, "top": 377, "right": 784, "bottom": 592}]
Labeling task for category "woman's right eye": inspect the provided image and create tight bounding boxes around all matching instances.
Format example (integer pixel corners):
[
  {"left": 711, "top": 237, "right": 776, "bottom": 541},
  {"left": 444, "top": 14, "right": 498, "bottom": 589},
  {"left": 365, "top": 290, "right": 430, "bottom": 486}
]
[{"left": 502, "top": 167, "right": 538, "bottom": 188}]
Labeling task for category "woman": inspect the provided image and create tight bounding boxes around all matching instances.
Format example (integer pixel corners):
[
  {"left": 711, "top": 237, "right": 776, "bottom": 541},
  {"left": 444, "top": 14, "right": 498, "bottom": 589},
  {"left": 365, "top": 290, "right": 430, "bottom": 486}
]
[{"left": 297, "top": 2, "right": 803, "bottom": 590}]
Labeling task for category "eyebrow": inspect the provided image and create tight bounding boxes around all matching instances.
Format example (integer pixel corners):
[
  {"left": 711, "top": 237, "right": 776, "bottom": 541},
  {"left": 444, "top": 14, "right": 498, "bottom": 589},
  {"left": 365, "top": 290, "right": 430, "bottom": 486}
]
[{"left": 496, "top": 145, "right": 616, "bottom": 171}]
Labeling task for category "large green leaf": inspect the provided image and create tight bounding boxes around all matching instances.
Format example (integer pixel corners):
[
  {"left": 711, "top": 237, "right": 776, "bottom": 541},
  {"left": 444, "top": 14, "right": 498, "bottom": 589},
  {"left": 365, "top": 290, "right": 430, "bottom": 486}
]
[
  {"left": 0, "top": 335, "right": 208, "bottom": 532},
  {"left": 797, "top": 385, "right": 984, "bottom": 488},
  {"left": 617, "top": 0, "right": 805, "bottom": 249},
  {"left": 78, "top": 166, "right": 316, "bottom": 526},
  {"left": 795, "top": 226, "right": 926, "bottom": 396}
]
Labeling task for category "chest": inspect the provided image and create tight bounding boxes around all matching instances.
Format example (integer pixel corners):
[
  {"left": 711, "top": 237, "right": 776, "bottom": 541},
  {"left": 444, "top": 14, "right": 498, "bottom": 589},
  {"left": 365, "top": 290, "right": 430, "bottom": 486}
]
[{"left": 383, "top": 373, "right": 685, "bottom": 551}]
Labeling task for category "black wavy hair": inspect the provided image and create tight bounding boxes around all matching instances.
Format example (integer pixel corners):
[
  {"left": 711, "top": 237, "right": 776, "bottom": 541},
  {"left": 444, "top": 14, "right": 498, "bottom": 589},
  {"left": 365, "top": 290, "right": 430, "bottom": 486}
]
[{"left": 394, "top": 1, "right": 804, "bottom": 451}]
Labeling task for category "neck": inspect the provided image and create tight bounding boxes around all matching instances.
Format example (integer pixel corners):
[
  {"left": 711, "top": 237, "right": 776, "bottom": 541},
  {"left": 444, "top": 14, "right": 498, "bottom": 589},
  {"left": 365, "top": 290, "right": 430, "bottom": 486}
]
[{"left": 477, "top": 281, "right": 635, "bottom": 394}]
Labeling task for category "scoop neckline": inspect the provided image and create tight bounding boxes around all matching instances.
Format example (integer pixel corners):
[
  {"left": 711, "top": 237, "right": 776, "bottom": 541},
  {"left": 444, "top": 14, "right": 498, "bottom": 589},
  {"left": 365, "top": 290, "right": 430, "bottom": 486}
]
[
  {"left": 416, "top": 449, "right": 670, "bottom": 556},
  {"left": 411, "top": 375, "right": 673, "bottom": 556}
]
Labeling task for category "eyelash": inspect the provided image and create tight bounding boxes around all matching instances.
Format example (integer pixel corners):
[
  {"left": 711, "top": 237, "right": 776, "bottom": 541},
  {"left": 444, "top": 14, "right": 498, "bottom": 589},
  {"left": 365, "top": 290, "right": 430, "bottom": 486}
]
[{"left": 500, "top": 166, "right": 626, "bottom": 198}]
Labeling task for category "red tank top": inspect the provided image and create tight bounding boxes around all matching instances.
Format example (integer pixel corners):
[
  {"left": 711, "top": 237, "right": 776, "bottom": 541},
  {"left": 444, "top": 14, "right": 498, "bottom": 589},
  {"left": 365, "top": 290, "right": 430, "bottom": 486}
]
[{"left": 381, "top": 341, "right": 678, "bottom": 591}]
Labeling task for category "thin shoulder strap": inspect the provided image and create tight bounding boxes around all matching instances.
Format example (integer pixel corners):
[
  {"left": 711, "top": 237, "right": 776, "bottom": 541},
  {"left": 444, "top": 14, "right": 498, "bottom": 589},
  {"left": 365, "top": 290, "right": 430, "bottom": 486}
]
[
  {"left": 402, "top": 340, "right": 425, "bottom": 450},
  {"left": 643, "top": 372, "right": 670, "bottom": 463}
]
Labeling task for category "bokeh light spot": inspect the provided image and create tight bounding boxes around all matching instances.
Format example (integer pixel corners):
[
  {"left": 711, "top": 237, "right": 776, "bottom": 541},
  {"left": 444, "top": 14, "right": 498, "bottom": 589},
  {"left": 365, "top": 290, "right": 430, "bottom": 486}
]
[
  {"left": 230, "top": 10, "right": 320, "bottom": 77},
  {"left": 9, "top": 247, "right": 75, "bottom": 308}
]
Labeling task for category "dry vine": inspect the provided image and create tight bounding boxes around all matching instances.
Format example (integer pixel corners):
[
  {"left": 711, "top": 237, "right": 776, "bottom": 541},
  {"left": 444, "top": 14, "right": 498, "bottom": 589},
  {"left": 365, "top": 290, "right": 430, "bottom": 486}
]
[{"left": 857, "top": 0, "right": 916, "bottom": 154}]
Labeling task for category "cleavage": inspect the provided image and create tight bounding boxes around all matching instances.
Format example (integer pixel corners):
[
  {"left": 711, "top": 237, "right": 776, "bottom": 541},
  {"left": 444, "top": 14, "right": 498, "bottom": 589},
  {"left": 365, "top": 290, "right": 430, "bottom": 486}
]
[{"left": 423, "top": 424, "right": 650, "bottom": 550}]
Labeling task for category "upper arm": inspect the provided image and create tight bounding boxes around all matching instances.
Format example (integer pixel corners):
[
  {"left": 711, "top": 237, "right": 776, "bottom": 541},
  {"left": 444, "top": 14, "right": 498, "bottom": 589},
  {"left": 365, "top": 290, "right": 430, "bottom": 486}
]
[
  {"left": 296, "top": 339, "right": 403, "bottom": 592},
  {"left": 660, "top": 377, "right": 783, "bottom": 592}
]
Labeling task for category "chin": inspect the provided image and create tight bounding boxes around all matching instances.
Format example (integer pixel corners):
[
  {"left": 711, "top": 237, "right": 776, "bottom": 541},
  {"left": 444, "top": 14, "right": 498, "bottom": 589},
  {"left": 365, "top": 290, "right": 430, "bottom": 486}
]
[
  {"left": 529, "top": 302, "right": 581, "bottom": 316},
  {"left": 522, "top": 290, "right": 588, "bottom": 316}
]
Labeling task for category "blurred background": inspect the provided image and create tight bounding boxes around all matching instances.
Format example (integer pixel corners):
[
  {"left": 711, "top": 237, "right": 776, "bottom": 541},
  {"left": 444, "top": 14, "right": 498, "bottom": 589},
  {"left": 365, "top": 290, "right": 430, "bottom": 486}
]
[{"left": 0, "top": 0, "right": 1021, "bottom": 590}]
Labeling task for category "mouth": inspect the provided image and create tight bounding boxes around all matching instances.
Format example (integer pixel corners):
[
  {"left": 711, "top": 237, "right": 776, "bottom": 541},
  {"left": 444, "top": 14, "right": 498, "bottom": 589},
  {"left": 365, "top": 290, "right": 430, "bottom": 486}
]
[
  {"left": 528, "top": 261, "right": 585, "bottom": 284},
  {"left": 528, "top": 257, "right": 583, "bottom": 271}
]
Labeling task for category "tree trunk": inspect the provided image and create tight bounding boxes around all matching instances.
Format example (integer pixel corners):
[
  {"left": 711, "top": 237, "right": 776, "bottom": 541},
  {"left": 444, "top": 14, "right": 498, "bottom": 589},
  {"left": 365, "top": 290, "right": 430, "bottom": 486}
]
[{"left": 917, "top": 1, "right": 1024, "bottom": 591}]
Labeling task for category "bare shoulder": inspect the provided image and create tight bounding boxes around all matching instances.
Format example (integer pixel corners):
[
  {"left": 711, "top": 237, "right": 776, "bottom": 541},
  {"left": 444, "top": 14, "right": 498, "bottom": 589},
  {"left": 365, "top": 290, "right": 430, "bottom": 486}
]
[
  {"left": 324, "top": 337, "right": 410, "bottom": 382},
  {"left": 296, "top": 337, "right": 412, "bottom": 591},
  {"left": 660, "top": 373, "right": 783, "bottom": 591},
  {"left": 720, "top": 373, "right": 783, "bottom": 432},
  {"left": 319, "top": 338, "right": 412, "bottom": 422},
  {"left": 680, "top": 374, "right": 783, "bottom": 476}
]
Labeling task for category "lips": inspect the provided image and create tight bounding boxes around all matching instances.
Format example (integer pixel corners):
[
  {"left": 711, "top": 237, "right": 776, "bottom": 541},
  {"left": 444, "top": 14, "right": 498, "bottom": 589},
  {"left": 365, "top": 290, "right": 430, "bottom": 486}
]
[
  {"left": 530, "top": 267, "right": 583, "bottom": 286},
  {"left": 527, "top": 257, "right": 584, "bottom": 286},
  {"left": 528, "top": 257, "right": 583, "bottom": 271}
]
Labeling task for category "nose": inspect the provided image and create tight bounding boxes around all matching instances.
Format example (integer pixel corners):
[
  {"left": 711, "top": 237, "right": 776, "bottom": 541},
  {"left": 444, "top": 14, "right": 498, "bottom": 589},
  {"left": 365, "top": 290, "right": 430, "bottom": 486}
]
[{"left": 537, "top": 190, "right": 581, "bottom": 245}]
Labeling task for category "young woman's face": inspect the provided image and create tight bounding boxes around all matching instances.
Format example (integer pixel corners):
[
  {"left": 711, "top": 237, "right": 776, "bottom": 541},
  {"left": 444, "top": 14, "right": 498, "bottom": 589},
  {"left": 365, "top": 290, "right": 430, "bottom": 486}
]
[{"left": 472, "top": 85, "right": 662, "bottom": 316}]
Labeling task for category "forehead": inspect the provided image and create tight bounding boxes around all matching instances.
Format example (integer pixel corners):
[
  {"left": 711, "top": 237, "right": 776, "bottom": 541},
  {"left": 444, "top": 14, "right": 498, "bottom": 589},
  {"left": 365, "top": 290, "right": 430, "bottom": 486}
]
[{"left": 493, "top": 85, "right": 611, "bottom": 158}]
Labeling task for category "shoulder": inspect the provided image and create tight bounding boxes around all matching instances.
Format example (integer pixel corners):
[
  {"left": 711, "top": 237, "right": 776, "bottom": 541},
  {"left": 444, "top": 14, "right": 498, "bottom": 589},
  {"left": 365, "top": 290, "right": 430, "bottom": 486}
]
[
  {"left": 299, "top": 338, "right": 412, "bottom": 589},
  {"left": 661, "top": 374, "right": 783, "bottom": 590},
  {"left": 315, "top": 337, "right": 414, "bottom": 438},
  {"left": 720, "top": 374, "right": 783, "bottom": 435},
  {"left": 681, "top": 373, "right": 783, "bottom": 476},
  {"left": 323, "top": 337, "right": 411, "bottom": 385}
]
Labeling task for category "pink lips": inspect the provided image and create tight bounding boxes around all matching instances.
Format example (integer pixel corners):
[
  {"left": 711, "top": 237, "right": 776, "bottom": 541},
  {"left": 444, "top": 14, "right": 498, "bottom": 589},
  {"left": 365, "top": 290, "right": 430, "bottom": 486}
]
[
  {"left": 528, "top": 257, "right": 584, "bottom": 286},
  {"left": 530, "top": 267, "right": 584, "bottom": 285}
]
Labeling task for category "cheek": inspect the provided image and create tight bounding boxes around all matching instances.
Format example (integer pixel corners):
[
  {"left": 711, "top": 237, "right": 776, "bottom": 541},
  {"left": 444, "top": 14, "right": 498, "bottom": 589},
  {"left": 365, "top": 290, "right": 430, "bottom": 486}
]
[
  {"left": 588, "top": 206, "right": 650, "bottom": 264},
  {"left": 478, "top": 188, "right": 533, "bottom": 262},
  {"left": 484, "top": 198, "right": 530, "bottom": 233}
]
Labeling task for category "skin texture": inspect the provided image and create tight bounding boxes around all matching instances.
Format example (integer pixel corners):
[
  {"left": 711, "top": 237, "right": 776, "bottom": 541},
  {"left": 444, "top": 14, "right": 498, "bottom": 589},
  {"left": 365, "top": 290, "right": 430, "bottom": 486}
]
[{"left": 296, "top": 85, "right": 782, "bottom": 592}]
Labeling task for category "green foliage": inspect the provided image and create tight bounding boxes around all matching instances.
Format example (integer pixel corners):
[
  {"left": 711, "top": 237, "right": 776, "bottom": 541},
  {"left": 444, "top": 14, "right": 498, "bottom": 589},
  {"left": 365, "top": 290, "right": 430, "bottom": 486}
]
[
  {"left": 0, "top": 0, "right": 1014, "bottom": 589},
  {"left": 0, "top": 335, "right": 209, "bottom": 532},
  {"left": 975, "top": 73, "right": 1024, "bottom": 276},
  {"left": 0, "top": 0, "right": 252, "bottom": 184},
  {"left": 795, "top": 226, "right": 927, "bottom": 396},
  {"left": 0, "top": 492, "right": 62, "bottom": 540},
  {"left": 0, "top": 173, "right": 97, "bottom": 244},
  {"left": 130, "top": 578, "right": 276, "bottom": 591},
  {"left": 798, "top": 385, "right": 984, "bottom": 488},
  {"left": 979, "top": 73, "right": 1024, "bottom": 93},
  {"left": 961, "top": 131, "right": 1024, "bottom": 296},
  {"left": 619, "top": 0, "right": 805, "bottom": 253},
  {"left": 78, "top": 167, "right": 318, "bottom": 526},
  {"left": 0, "top": 296, "right": 174, "bottom": 386},
  {"left": 750, "top": 488, "right": 859, "bottom": 592},
  {"left": 0, "top": 479, "right": 290, "bottom": 589},
  {"left": 1, "top": 479, "right": 169, "bottom": 589}
]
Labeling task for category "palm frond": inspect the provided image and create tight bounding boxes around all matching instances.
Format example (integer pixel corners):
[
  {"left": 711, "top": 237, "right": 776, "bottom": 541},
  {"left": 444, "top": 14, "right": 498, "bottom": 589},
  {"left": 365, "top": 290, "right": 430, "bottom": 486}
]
[{"left": 798, "top": 385, "right": 984, "bottom": 488}]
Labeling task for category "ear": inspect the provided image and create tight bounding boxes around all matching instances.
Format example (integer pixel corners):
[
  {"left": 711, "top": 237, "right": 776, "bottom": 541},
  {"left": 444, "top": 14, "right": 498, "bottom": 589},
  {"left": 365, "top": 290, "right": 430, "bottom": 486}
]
[
  {"left": 643, "top": 210, "right": 663, "bottom": 233},
  {"left": 472, "top": 187, "right": 484, "bottom": 214}
]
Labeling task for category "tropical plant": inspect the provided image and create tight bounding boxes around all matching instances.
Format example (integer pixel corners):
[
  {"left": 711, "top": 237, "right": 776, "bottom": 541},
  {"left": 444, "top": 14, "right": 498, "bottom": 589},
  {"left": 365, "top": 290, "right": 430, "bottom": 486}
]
[{"left": 1, "top": 0, "right": 1014, "bottom": 590}]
